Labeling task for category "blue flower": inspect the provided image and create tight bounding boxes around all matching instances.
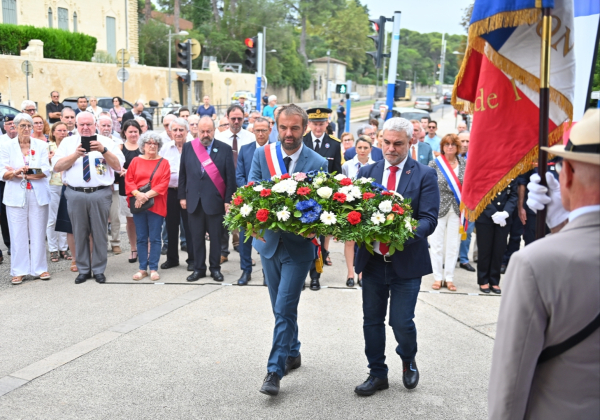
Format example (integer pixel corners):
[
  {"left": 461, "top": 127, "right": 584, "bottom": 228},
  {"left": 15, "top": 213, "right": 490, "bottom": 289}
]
[
  {"left": 296, "top": 199, "right": 318, "bottom": 212},
  {"left": 300, "top": 210, "right": 320, "bottom": 224},
  {"left": 371, "top": 182, "right": 388, "bottom": 192}
]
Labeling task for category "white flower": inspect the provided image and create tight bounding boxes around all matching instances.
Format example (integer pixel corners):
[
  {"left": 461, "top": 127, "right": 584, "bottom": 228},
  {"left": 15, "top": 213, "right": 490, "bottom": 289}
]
[
  {"left": 357, "top": 177, "right": 373, "bottom": 184},
  {"left": 320, "top": 211, "right": 337, "bottom": 225},
  {"left": 276, "top": 206, "right": 291, "bottom": 221},
  {"left": 334, "top": 174, "right": 347, "bottom": 181},
  {"left": 271, "top": 174, "right": 280, "bottom": 181},
  {"left": 271, "top": 179, "right": 297, "bottom": 195},
  {"left": 349, "top": 186, "right": 361, "bottom": 199},
  {"left": 371, "top": 211, "right": 386, "bottom": 225},
  {"left": 405, "top": 217, "right": 413, "bottom": 230},
  {"left": 392, "top": 191, "right": 404, "bottom": 200},
  {"left": 316, "top": 186, "right": 333, "bottom": 199},
  {"left": 253, "top": 185, "right": 264, "bottom": 192},
  {"left": 378, "top": 200, "right": 393, "bottom": 213},
  {"left": 240, "top": 204, "right": 253, "bottom": 217}
]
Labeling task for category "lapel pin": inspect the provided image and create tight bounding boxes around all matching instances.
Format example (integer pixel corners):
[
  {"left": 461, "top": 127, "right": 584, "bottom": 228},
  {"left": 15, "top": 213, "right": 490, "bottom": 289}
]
[
  {"left": 406, "top": 170, "right": 411, "bottom": 175},
  {"left": 325, "top": 143, "right": 330, "bottom": 149},
  {"left": 213, "top": 148, "right": 218, "bottom": 153}
]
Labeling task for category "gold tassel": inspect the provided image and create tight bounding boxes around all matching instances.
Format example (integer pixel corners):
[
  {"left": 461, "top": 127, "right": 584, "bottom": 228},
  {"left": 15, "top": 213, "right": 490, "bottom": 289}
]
[
  {"left": 315, "top": 253, "right": 324, "bottom": 274},
  {"left": 459, "top": 225, "right": 467, "bottom": 241}
]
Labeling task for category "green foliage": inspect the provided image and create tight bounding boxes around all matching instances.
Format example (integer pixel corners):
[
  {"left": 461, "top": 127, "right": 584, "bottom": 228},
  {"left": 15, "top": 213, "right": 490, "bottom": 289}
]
[
  {"left": 138, "top": 19, "right": 204, "bottom": 68},
  {"left": 0, "top": 24, "right": 97, "bottom": 61},
  {"left": 591, "top": 39, "right": 600, "bottom": 107}
]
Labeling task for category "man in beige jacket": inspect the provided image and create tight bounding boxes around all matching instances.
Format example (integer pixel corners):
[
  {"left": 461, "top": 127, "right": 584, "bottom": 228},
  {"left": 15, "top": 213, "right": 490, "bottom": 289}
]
[{"left": 488, "top": 109, "right": 600, "bottom": 419}]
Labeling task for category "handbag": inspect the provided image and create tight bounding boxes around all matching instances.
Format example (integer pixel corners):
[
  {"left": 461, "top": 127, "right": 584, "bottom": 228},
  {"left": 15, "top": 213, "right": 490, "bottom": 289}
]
[{"left": 129, "top": 158, "right": 163, "bottom": 214}]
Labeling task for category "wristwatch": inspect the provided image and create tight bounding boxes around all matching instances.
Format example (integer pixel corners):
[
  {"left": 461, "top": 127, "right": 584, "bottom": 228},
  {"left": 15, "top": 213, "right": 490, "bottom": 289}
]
[{"left": 101, "top": 147, "right": 108, "bottom": 154}]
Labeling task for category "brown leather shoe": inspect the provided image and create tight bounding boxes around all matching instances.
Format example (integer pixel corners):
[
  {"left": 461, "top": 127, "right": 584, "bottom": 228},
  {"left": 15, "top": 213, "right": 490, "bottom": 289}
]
[
  {"left": 112, "top": 246, "right": 122, "bottom": 255},
  {"left": 220, "top": 255, "right": 228, "bottom": 264}
]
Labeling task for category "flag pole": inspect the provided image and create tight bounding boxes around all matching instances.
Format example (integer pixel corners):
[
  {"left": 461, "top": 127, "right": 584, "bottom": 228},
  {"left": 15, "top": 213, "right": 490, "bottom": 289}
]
[{"left": 536, "top": 7, "right": 552, "bottom": 239}]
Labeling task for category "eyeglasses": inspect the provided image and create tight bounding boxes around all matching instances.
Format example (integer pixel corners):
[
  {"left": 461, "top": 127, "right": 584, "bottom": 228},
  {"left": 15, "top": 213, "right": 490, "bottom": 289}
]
[
  {"left": 219, "top": 124, "right": 229, "bottom": 128},
  {"left": 18, "top": 124, "right": 32, "bottom": 129},
  {"left": 78, "top": 123, "right": 94, "bottom": 127},
  {"left": 145, "top": 142, "right": 158, "bottom": 147},
  {"left": 229, "top": 117, "right": 243, "bottom": 122},
  {"left": 24, "top": 108, "right": 36, "bottom": 113}
]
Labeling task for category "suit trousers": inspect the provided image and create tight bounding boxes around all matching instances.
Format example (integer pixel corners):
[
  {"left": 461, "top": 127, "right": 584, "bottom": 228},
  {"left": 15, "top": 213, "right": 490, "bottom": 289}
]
[
  {"left": 361, "top": 255, "right": 421, "bottom": 379},
  {"left": 65, "top": 186, "right": 112, "bottom": 275},
  {"left": 46, "top": 184, "right": 68, "bottom": 252},
  {"left": 109, "top": 188, "right": 121, "bottom": 246},
  {"left": 238, "top": 229, "right": 253, "bottom": 273},
  {"left": 475, "top": 221, "right": 509, "bottom": 286},
  {"left": 188, "top": 204, "right": 223, "bottom": 272},
  {"left": 262, "top": 242, "right": 313, "bottom": 379},
  {"left": 429, "top": 211, "right": 461, "bottom": 282},
  {"left": 6, "top": 189, "right": 49, "bottom": 277},
  {"left": 0, "top": 180, "right": 10, "bottom": 250},
  {"left": 166, "top": 188, "right": 193, "bottom": 265}
]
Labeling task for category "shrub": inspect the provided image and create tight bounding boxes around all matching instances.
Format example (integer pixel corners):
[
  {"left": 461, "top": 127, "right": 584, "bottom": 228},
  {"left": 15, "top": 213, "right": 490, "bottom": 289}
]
[{"left": 0, "top": 24, "right": 97, "bottom": 61}]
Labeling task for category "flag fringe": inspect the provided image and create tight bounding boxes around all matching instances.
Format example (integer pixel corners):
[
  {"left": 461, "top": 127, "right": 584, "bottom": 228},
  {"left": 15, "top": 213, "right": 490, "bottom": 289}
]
[
  {"left": 461, "top": 124, "right": 565, "bottom": 221},
  {"left": 468, "top": 9, "right": 541, "bottom": 42}
]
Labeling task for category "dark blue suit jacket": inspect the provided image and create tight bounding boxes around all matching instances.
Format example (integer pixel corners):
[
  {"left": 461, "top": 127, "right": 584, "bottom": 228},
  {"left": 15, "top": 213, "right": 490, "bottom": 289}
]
[
  {"left": 345, "top": 146, "right": 384, "bottom": 162},
  {"left": 354, "top": 157, "right": 440, "bottom": 279},
  {"left": 236, "top": 142, "right": 258, "bottom": 187}
]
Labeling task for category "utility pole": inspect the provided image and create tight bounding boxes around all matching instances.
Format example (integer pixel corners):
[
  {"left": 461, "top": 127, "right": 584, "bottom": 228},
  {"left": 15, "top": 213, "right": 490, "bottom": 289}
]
[
  {"left": 438, "top": 33, "right": 446, "bottom": 98},
  {"left": 345, "top": 80, "right": 352, "bottom": 133},
  {"left": 186, "top": 38, "right": 192, "bottom": 109},
  {"left": 326, "top": 50, "right": 331, "bottom": 109},
  {"left": 262, "top": 26, "right": 267, "bottom": 98},
  {"left": 382, "top": 29, "right": 388, "bottom": 97},
  {"left": 256, "top": 33, "right": 263, "bottom": 113},
  {"left": 385, "top": 11, "right": 401, "bottom": 117},
  {"left": 168, "top": 28, "right": 172, "bottom": 100}
]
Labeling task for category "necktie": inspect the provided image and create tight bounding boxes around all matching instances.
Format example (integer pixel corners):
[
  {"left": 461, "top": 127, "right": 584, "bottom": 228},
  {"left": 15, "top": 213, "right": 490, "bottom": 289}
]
[
  {"left": 83, "top": 155, "right": 91, "bottom": 182},
  {"left": 314, "top": 139, "right": 320, "bottom": 153},
  {"left": 411, "top": 145, "right": 417, "bottom": 160},
  {"left": 232, "top": 134, "right": 238, "bottom": 168},
  {"left": 379, "top": 166, "right": 399, "bottom": 255},
  {"left": 284, "top": 157, "right": 292, "bottom": 174}
]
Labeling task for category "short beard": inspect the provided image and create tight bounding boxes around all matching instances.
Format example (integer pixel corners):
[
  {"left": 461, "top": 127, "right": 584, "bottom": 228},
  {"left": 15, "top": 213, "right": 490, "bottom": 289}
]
[
  {"left": 385, "top": 152, "right": 407, "bottom": 166},
  {"left": 200, "top": 135, "right": 212, "bottom": 146},
  {"left": 280, "top": 134, "right": 303, "bottom": 151}
]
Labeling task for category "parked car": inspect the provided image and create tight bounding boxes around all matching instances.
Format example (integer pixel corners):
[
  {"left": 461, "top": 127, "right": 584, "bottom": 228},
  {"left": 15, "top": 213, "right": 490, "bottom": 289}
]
[
  {"left": 349, "top": 92, "right": 361, "bottom": 101},
  {"left": 62, "top": 96, "right": 134, "bottom": 113},
  {"left": 389, "top": 107, "right": 430, "bottom": 121},
  {"left": 414, "top": 96, "right": 433, "bottom": 112},
  {"left": 231, "top": 91, "right": 257, "bottom": 109},
  {"left": 0, "top": 103, "right": 20, "bottom": 134},
  {"left": 442, "top": 92, "right": 452, "bottom": 104}
]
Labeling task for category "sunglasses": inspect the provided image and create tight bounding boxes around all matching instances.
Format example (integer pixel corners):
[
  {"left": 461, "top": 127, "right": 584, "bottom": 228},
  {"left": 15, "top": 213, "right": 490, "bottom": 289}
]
[{"left": 428, "top": 125, "right": 436, "bottom": 129}]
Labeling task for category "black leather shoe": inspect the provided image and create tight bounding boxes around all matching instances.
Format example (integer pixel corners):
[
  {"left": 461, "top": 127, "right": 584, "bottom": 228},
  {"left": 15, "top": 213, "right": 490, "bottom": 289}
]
[
  {"left": 358, "top": 279, "right": 363, "bottom": 287},
  {"left": 210, "top": 269, "right": 224, "bottom": 282},
  {"left": 459, "top": 262, "right": 476, "bottom": 272},
  {"left": 284, "top": 353, "right": 301, "bottom": 376},
  {"left": 160, "top": 260, "right": 179, "bottom": 269},
  {"left": 310, "top": 277, "right": 320, "bottom": 291},
  {"left": 75, "top": 273, "right": 91, "bottom": 284},
  {"left": 346, "top": 278, "right": 355, "bottom": 287},
  {"left": 260, "top": 372, "right": 280, "bottom": 396},
  {"left": 491, "top": 286, "right": 502, "bottom": 294},
  {"left": 181, "top": 244, "right": 187, "bottom": 252},
  {"left": 500, "top": 264, "right": 507, "bottom": 274},
  {"left": 479, "top": 285, "right": 491, "bottom": 294},
  {"left": 187, "top": 271, "right": 206, "bottom": 282},
  {"left": 354, "top": 375, "right": 389, "bottom": 396},
  {"left": 187, "top": 263, "right": 194, "bottom": 272},
  {"left": 402, "top": 360, "right": 419, "bottom": 389},
  {"left": 94, "top": 274, "right": 106, "bottom": 284},
  {"left": 237, "top": 271, "right": 251, "bottom": 285}
]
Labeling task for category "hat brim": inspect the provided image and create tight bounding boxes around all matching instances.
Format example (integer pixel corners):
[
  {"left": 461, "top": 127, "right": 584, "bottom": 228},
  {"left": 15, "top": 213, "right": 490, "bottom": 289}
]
[{"left": 541, "top": 145, "right": 600, "bottom": 166}]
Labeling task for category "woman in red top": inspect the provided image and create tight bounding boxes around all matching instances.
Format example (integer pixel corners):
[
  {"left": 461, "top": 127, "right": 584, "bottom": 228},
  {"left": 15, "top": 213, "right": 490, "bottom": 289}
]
[{"left": 125, "top": 131, "right": 171, "bottom": 281}]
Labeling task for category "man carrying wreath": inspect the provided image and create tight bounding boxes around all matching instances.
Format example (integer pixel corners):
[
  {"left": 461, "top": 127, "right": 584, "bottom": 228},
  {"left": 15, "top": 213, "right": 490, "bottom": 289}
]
[
  {"left": 248, "top": 104, "right": 327, "bottom": 396},
  {"left": 354, "top": 117, "right": 439, "bottom": 396}
]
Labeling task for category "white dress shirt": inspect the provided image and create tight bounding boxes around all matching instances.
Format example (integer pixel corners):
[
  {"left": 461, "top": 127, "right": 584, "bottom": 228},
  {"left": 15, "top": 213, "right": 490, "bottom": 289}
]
[
  {"left": 311, "top": 132, "right": 325, "bottom": 150},
  {"left": 159, "top": 140, "right": 184, "bottom": 188},
  {"left": 283, "top": 144, "right": 304, "bottom": 174},
  {"left": 215, "top": 128, "right": 256, "bottom": 150},
  {"left": 568, "top": 204, "right": 600, "bottom": 223},
  {"left": 342, "top": 154, "right": 374, "bottom": 179},
  {"left": 51, "top": 134, "right": 125, "bottom": 188}
]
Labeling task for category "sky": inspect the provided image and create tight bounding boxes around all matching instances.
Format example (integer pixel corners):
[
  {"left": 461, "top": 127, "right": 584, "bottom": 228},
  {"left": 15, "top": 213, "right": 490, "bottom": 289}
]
[{"left": 361, "top": 0, "right": 473, "bottom": 36}]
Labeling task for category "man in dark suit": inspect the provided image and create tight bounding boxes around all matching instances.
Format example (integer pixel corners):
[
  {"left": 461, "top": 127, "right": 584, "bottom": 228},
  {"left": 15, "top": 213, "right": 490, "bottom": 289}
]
[
  {"left": 354, "top": 117, "right": 439, "bottom": 396},
  {"left": 235, "top": 117, "right": 271, "bottom": 285},
  {"left": 179, "top": 116, "right": 236, "bottom": 282},
  {"left": 249, "top": 104, "right": 327, "bottom": 396},
  {"left": 122, "top": 100, "right": 153, "bottom": 130},
  {"left": 410, "top": 120, "right": 434, "bottom": 165}
]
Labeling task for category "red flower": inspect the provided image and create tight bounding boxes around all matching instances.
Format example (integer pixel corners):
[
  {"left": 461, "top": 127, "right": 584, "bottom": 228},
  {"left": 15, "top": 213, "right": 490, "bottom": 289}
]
[
  {"left": 280, "top": 173, "right": 291, "bottom": 180},
  {"left": 392, "top": 204, "right": 404, "bottom": 215},
  {"left": 31, "top": 150, "right": 36, "bottom": 156},
  {"left": 260, "top": 189, "right": 272, "bottom": 197},
  {"left": 247, "top": 181, "right": 255, "bottom": 187},
  {"left": 347, "top": 211, "right": 362, "bottom": 225},
  {"left": 233, "top": 196, "right": 244, "bottom": 206},
  {"left": 339, "top": 178, "right": 353, "bottom": 186},
  {"left": 256, "top": 208, "right": 270, "bottom": 222},
  {"left": 382, "top": 191, "right": 394, "bottom": 196},
  {"left": 362, "top": 192, "right": 376, "bottom": 200},
  {"left": 297, "top": 187, "right": 311, "bottom": 196},
  {"left": 333, "top": 192, "right": 347, "bottom": 203}
]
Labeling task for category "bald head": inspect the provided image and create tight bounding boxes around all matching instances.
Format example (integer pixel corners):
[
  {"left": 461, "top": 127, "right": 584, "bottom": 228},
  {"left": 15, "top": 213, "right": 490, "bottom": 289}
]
[
  {"left": 163, "top": 114, "right": 176, "bottom": 139},
  {"left": 560, "top": 159, "right": 600, "bottom": 212},
  {"left": 218, "top": 116, "right": 229, "bottom": 132},
  {"left": 458, "top": 131, "right": 470, "bottom": 155}
]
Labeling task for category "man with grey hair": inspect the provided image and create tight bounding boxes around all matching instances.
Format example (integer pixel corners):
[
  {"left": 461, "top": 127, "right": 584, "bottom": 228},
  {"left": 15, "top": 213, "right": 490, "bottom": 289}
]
[
  {"left": 134, "top": 116, "right": 148, "bottom": 133},
  {"left": 122, "top": 100, "right": 153, "bottom": 130},
  {"left": 354, "top": 117, "right": 439, "bottom": 396},
  {"left": 98, "top": 111, "right": 122, "bottom": 141},
  {"left": 344, "top": 124, "right": 383, "bottom": 161},
  {"left": 217, "top": 115, "right": 229, "bottom": 133},
  {"left": 187, "top": 114, "right": 200, "bottom": 139},
  {"left": 262, "top": 95, "right": 278, "bottom": 119},
  {"left": 160, "top": 114, "right": 177, "bottom": 142},
  {"left": 21, "top": 100, "right": 37, "bottom": 116},
  {"left": 52, "top": 111, "right": 125, "bottom": 284}
]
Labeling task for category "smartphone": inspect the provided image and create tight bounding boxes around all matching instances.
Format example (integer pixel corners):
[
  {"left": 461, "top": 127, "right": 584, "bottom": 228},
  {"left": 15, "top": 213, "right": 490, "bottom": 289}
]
[
  {"left": 26, "top": 168, "right": 42, "bottom": 175},
  {"left": 81, "top": 135, "right": 96, "bottom": 153}
]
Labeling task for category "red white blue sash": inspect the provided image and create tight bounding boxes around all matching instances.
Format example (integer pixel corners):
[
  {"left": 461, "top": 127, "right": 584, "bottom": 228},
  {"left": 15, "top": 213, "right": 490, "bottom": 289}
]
[
  {"left": 435, "top": 155, "right": 469, "bottom": 238},
  {"left": 264, "top": 143, "right": 287, "bottom": 177}
]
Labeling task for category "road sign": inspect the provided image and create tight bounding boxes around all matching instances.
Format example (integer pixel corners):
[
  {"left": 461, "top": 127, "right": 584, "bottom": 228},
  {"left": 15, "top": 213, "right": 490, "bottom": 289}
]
[
  {"left": 224, "top": 78, "right": 232, "bottom": 86},
  {"left": 21, "top": 60, "right": 33, "bottom": 76},
  {"left": 117, "top": 68, "right": 129, "bottom": 82},
  {"left": 116, "top": 49, "right": 130, "bottom": 64},
  {"left": 190, "top": 39, "right": 201, "bottom": 60}
]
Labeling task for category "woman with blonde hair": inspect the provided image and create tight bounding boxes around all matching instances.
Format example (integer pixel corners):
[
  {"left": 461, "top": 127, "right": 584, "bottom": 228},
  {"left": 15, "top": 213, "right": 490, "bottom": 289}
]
[{"left": 31, "top": 114, "right": 50, "bottom": 141}]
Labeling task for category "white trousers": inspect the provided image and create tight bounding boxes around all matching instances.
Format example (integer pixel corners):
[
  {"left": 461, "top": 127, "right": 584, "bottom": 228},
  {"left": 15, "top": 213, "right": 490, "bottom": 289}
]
[
  {"left": 46, "top": 184, "right": 68, "bottom": 252},
  {"left": 429, "top": 211, "right": 461, "bottom": 282},
  {"left": 109, "top": 188, "right": 121, "bottom": 246},
  {"left": 7, "top": 189, "right": 49, "bottom": 276}
]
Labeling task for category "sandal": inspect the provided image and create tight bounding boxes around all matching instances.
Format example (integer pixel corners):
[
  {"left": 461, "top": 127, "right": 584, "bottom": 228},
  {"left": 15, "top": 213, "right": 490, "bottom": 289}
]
[
  {"left": 446, "top": 282, "right": 457, "bottom": 292},
  {"left": 70, "top": 261, "right": 78, "bottom": 272},
  {"left": 40, "top": 272, "right": 51, "bottom": 280},
  {"left": 129, "top": 250, "right": 138, "bottom": 263},
  {"left": 50, "top": 251, "right": 60, "bottom": 262},
  {"left": 11, "top": 276, "right": 23, "bottom": 285},
  {"left": 150, "top": 271, "right": 160, "bottom": 281},
  {"left": 324, "top": 256, "right": 333, "bottom": 266},
  {"left": 60, "top": 250, "right": 72, "bottom": 260},
  {"left": 132, "top": 270, "right": 148, "bottom": 281},
  {"left": 432, "top": 281, "right": 442, "bottom": 290}
]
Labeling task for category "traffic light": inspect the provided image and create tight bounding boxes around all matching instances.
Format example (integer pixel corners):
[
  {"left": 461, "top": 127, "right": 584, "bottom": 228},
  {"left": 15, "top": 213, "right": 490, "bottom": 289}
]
[
  {"left": 335, "top": 84, "right": 347, "bottom": 94},
  {"left": 177, "top": 40, "right": 192, "bottom": 84},
  {"left": 394, "top": 80, "right": 407, "bottom": 100},
  {"left": 245, "top": 36, "right": 258, "bottom": 72},
  {"left": 367, "top": 16, "right": 389, "bottom": 69}
]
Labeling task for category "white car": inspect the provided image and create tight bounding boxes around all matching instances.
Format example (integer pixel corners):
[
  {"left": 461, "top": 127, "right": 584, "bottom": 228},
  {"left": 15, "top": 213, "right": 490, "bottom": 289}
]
[{"left": 349, "top": 92, "right": 360, "bottom": 101}]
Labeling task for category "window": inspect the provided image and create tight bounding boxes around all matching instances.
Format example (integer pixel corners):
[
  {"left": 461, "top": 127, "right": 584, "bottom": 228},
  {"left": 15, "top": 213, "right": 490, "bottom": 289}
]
[
  {"left": 73, "top": 11, "right": 77, "bottom": 32},
  {"left": 58, "top": 7, "right": 68, "bottom": 30},
  {"left": 106, "top": 16, "right": 116, "bottom": 58},
  {"left": 2, "top": 0, "right": 17, "bottom": 24},
  {"left": 48, "top": 7, "right": 52, "bottom": 27}
]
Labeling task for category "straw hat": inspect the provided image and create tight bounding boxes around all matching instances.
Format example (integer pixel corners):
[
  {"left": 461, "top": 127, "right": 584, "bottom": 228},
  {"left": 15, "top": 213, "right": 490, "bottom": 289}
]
[{"left": 542, "top": 109, "right": 600, "bottom": 165}]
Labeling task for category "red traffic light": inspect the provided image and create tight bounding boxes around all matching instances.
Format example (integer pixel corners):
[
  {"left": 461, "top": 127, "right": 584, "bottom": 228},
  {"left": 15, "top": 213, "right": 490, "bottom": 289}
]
[
  {"left": 245, "top": 38, "right": 255, "bottom": 48},
  {"left": 373, "top": 23, "right": 379, "bottom": 32}
]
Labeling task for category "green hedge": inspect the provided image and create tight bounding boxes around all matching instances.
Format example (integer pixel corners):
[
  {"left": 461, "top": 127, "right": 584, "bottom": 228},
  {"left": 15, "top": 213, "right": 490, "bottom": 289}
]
[{"left": 0, "top": 24, "right": 97, "bottom": 61}]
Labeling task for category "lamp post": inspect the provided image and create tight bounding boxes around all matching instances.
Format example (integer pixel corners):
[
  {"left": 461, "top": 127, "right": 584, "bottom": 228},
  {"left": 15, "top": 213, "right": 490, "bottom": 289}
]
[{"left": 167, "top": 29, "right": 189, "bottom": 101}]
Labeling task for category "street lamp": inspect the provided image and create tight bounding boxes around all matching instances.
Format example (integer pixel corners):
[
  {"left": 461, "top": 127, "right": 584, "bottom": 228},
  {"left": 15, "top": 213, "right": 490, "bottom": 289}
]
[{"left": 167, "top": 29, "right": 189, "bottom": 100}]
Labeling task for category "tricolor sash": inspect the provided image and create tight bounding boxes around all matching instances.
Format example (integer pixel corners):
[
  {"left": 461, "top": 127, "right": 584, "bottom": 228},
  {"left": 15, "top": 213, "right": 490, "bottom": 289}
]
[
  {"left": 264, "top": 142, "right": 288, "bottom": 177},
  {"left": 435, "top": 155, "right": 469, "bottom": 239},
  {"left": 191, "top": 139, "right": 226, "bottom": 200}
]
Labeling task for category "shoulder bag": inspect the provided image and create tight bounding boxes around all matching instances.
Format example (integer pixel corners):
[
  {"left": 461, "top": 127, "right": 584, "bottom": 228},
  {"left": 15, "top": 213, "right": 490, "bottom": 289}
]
[{"left": 129, "top": 158, "right": 163, "bottom": 214}]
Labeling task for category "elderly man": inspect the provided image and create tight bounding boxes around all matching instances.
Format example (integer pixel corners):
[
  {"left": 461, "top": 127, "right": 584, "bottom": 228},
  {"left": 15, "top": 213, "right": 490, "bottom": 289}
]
[
  {"left": 248, "top": 111, "right": 261, "bottom": 125},
  {"left": 134, "top": 116, "right": 148, "bottom": 133},
  {"left": 98, "top": 111, "right": 122, "bottom": 141},
  {"left": 187, "top": 115, "right": 200, "bottom": 139},
  {"left": 409, "top": 120, "right": 433, "bottom": 165},
  {"left": 344, "top": 124, "right": 384, "bottom": 161},
  {"left": 215, "top": 104, "right": 256, "bottom": 262},
  {"left": 160, "top": 114, "right": 177, "bottom": 142},
  {"left": 21, "top": 100, "right": 37, "bottom": 116},
  {"left": 159, "top": 117, "right": 195, "bottom": 273},
  {"left": 217, "top": 116, "right": 229, "bottom": 133},
  {"left": 179, "top": 116, "right": 236, "bottom": 282},
  {"left": 61, "top": 107, "right": 77, "bottom": 136},
  {"left": 354, "top": 117, "right": 439, "bottom": 396},
  {"left": 46, "top": 91, "right": 64, "bottom": 123},
  {"left": 74, "top": 96, "right": 88, "bottom": 115},
  {"left": 123, "top": 100, "right": 152, "bottom": 130},
  {"left": 0, "top": 116, "right": 16, "bottom": 259},
  {"left": 457, "top": 120, "right": 467, "bottom": 133},
  {"left": 196, "top": 96, "right": 217, "bottom": 120},
  {"left": 488, "top": 109, "right": 600, "bottom": 419},
  {"left": 52, "top": 112, "right": 125, "bottom": 283},
  {"left": 262, "top": 95, "right": 278, "bottom": 119}
]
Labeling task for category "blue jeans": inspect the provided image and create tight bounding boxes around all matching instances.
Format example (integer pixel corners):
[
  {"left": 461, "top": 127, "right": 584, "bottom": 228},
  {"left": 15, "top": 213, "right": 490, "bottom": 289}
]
[
  {"left": 362, "top": 256, "right": 421, "bottom": 379},
  {"left": 132, "top": 210, "right": 164, "bottom": 271},
  {"left": 238, "top": 229, "right": 253, "bottom": 273},
  {"left": 459, "top": 221, "right": 476, "bottom": 264}
]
